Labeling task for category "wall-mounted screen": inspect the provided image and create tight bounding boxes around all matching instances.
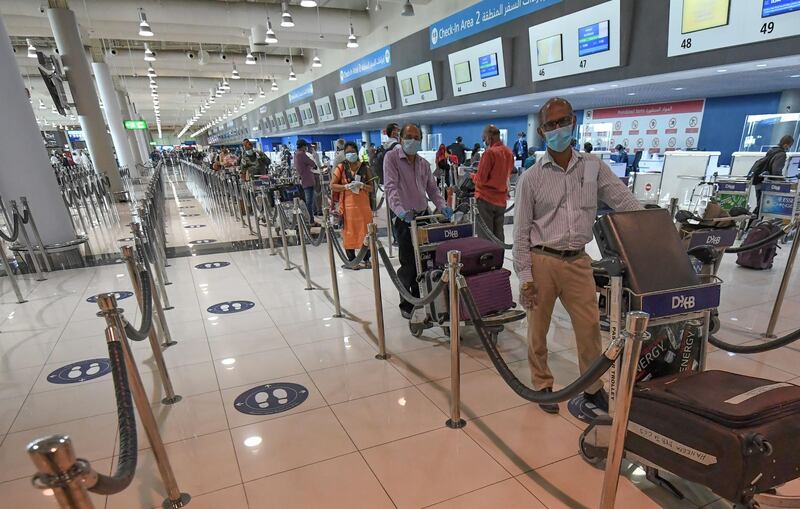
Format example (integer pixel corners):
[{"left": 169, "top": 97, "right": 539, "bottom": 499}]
[
  {"left": 376, "top": 86, "right": 388, "bottom": 103},
  {"left": 401, "top": 78, "right": 414, "bottom": 96},
  {"left": 316, "top": 105, "right": 324, "bottom": 116},
  {"left": 417, "top": 73, "right": 432, "bottom": 93},
  {"left": 478, "top": 53, "right": 499, "bottom": 79},
  {"left": 365, "top": 89, "right": 375, "bottom": 105},
  {"left": 536, "top": 34, "right": 563, "bottom": 65},
  {"left": 762, "top": 0, "right": 800, "bottom": 17},
  {"left": 578, "top": 20, "right": 610, "bottom": 56},
  {"left": 314, "top": 96, "right": 335, "bottom": 123},
  {"left": 324, "top": 103, "right": 331, "bottom": 115},
  {"left": 454, "top": 61, "right": 472, "bottom": 84},
  {"left": 337, "top": 98, "right": 346, "bottom": 110},
  {"left": 681, "top": 0, "right": 730, "bottom": 34},
  {"left": 345, "top": 95, "right": 356, "bottom": 109},
  {"left": 334, "top": 88, "right": 359, "bottom": 118}
]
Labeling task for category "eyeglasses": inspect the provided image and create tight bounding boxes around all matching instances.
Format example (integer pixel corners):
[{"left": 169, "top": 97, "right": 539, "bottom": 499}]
[{"left": 541, "top": 115, "right": 573, "bottom": 132}]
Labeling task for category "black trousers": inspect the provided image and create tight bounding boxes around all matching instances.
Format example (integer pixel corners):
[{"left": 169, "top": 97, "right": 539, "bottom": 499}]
[
  {"left": 393, "top": 217, "right": 419, "bottom": 313},
  {"left": 346, "top": 248, "right": 371, "bottom": 262},
  {"left": 476, "top": 198, "right": 506, "bottom": 242}
]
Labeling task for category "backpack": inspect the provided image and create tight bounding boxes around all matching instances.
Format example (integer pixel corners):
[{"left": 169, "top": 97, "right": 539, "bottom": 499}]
[
  {"left": 374, "top": 141, "right": 398, "bottom": 181},
  {"left": 735, "top": 220, "right": 782, "bottom": 270},
  {"left": 747, "top": 150, "right": 779, "bottom": 186}
]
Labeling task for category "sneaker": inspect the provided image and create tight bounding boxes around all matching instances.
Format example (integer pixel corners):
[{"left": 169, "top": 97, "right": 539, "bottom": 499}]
[
  {"left": 584, "top": 388, "right": 609, "bottom": 413},
  {"left": 538, "top": 387, "right": 559, "bottom": 414}
]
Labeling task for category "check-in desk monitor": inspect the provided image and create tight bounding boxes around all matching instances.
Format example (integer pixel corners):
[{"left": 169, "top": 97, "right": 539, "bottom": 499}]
[
  {"left": 658, "top": 151, "right": 715, "bottom": 207},
  {"left": 729, "top": 151, "right": 766, "bottom": 177}
]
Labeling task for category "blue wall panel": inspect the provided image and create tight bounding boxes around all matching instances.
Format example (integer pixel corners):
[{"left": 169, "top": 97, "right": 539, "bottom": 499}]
[
  {"left": 431, "top": 116, "right": 528, "bottom": 149},
  {"left": 698, "top": 93, "right": 781, "bottom": 166}
]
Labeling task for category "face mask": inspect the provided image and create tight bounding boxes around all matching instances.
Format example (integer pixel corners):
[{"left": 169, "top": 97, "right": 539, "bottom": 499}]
[
  {"left": 543, "top": 124, "right": 574, "bottom": 152},
  {"left": 345, "top": 153, "right": 359, "bottom": 163},
  {"left": 402, "top": 139, "right": 421, "bottom": 155}
]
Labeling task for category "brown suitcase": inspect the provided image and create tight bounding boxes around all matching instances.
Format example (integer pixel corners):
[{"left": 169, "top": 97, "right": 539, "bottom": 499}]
[{"left": 626, "top": 370, "right": 800, "bottom": 504}]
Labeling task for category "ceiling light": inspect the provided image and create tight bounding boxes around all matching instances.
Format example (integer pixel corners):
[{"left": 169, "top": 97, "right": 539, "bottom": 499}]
[
  {"left": 221, "top": 77, "right": 230, "bottom": 91},
  {"left": 627, "top": 92, "right": 636, "bottom": 95},
  {"left": 271, "top": 79, "right": 278, "bottom": 91},
  {"left": 138, "top": 9, "right": 154, "bottom": 37},
  {"left": 300, "top": 0, "right": 318, "bottom": 7},
  {"left": 790, "top": 74, "right": 800, "bottom": 78},
  {"left": 231, "top": 63, "right": 240, "bottom": 80},
  {"left": 347, "top": 24, "right": 359, "bottom": 48},
  {"left": 289, "top": 67, "right": 297, "bottom": 80},
  {"left": 51, "top": 106, "right": 57, "bottom": 114},
  {"left": 147, "top": 66, "right": 157, "bottom": 78},
  {"left": 716, "top": 69, "right": 727, "bottom": 73},
  {"left": 248, "top": 95, "right": 254, "bottom": 104},
  {"left": 281, "top": 2, "right": 295, "bottom": 27},
  {"left": 610, "top": 84, "right": 618, "bottom": 88},
  {"left": 259, "top": 86, "right": 265, "bottom": 98},
  {"left": 38, "top": 99, "right": 45, "bottom": 110},
  {"left": 245, "top": 51, "right": 256, "bottom": 65},
  {"left": 265, "top": 17, "right": 278, "bottom": 44},
  {"left": 26, "top": 38, "right": 36, "bottom": 58},
  {"left": 215, "top": 89, "right": 222, "bottom": 97},
  {"left": 312, "top": 54, "right": 322, "bottom": 67},
  {"left": 401, "top": 0, "right": 415, "bottom": 16},
  {"left": 143, "top": 43, "right": 156, "bottom": 62},
  {"left": 673, "top": 87, "right": 685, "bottom": 91},
  {"left": 756, "top": 63, "right": 767, "bottom": 68}
]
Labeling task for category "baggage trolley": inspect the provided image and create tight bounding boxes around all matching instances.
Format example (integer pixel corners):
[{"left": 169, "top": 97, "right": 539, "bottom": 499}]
[{"left": 407, "top": 214, "right": 525, "bottom": 341}]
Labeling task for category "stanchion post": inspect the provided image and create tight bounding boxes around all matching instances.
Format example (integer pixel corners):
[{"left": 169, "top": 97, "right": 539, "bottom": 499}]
[
  {"left": 599, "top": 311, "right": 650, "bottom": 509},
  {"left": 249, "top": 185, "right": 263, "bottom": 247},
  {"left": 10, "top": 201, "right": 46, "bottom": 281},
  {"left": 132, "top": 222, "right": 173, "bottom": 311},
  {"left": 369, "top": 223, "right": 388, "bottom": 359},
  {"left": 764, "top": 223, "right": 800, "bottom": 338},
  {"left": 261, "top": 188, "right": 277, "bottom": 255},
  {"left": 385, "top": 201, "right": 394, "bottom": 258},
  {"left": 470, "top": 197, "right": 477, "bottom": 231},
  {"left": 96, "top": 294, "right": 190, "bottom": 509},
  {"left": 294, "top": 198, "right": 313, "bottom": 290},
  {"left": 0, "top": 239, "right": 26, "bottom": 303},
  {"left": 28, "top": 435, "right": 96, "bottom": 509},
  {"left": 275, "top": 192, "right": 292, "bottom": 270},
  {"left": 324, "top": 209, "right": 343, "bottom": 318},
  {"left": 20, "top": 197, "right": 54, "bottom": 272},
  {"left": 446, "top": 250, "right": 466, "bottom": 429}
]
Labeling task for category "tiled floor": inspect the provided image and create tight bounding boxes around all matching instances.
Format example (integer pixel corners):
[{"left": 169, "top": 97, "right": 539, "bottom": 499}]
[{"left": 3, "top": 171, "right": 800, "bottom": 508}]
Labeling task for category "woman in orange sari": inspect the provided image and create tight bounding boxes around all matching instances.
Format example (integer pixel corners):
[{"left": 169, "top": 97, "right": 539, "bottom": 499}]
[{"left": 330, "top": 141, "right": 374, "bottom": 269}]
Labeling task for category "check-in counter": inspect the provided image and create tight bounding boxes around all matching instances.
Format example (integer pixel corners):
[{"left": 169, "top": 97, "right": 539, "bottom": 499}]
[
  {"left": 730, "top": 152, "right": 765, "bottom": 177},
  {"left": 657, "top": 151, "right": 720, "bottom": 207}
]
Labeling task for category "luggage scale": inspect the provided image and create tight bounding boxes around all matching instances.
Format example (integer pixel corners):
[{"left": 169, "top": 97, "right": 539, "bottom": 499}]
[{"left": 407, "top": 214, "right": 525, "bottom": 341}]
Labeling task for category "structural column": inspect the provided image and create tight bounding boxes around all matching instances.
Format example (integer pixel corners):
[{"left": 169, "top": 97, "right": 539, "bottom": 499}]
[
  {"left": 93, "top": 61, "right": 136, "bottom": 174},
  {"left": 421, "top": 124, "right": 431, "bottom": 151},
  {"left": 527, "top": 113, "right": 543, "bottom": 152},
  {"left": 47, "top": 3, "right": 122, "bottom": 193},
  {"left": 361, "top": 130, "right": 370, "bottom": 145},
  {"left": 117, "top": 89, "right": 145, "bottom": 171},
  {"left": 0, "top": 15, "right": 76, "bottom": 244}
]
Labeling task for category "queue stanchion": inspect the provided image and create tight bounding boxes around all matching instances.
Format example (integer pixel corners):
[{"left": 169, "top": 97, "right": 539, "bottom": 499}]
[
  {"left": 96, "top": 294, "right": 191, "bottom": 509},
  {"left": 10, "top": 200, "right": 46, "bottom": 281},
  {"left": 132, "top": 222, "right": 173, "bottom": 311},
  {"left": 446, "top": 250, "right": 466, "bottom": 429},
  {"left": 20, "top": 197, "right": 54, "bottom": 272},
  {"left": 261, "top": 187, "right": 277, "bottom": 256},
  {"left": 0, "top": 239, "right": 26, "bottom": 303},
  {"left": 243, "top": 182, "right": 254, "bottom": 233},
  {"left": 385, "top": 202, "right": 394, "bottom": 258},
  {"left": 599, "top": 311, "right": 650, "bottom": 509},
  {"left": 324, "top": 209, "right": 343, "bottom": 318},
  {"left": 294, "top": 198, "right": 314, "bottom": 290},
  {"left": 249, "top": 184, "right": 264, "bottom": 247},
  {"left": 120, "top": 245, "right": 181, "bottom": 404},
  {"left": 368, "top": 223, "right": 389, "bottom": 359},
  {"left": 28, "top": 435, "right": 96, "bottom": 509},
  {"left": 275, "top": 192, "right": 293, "bottom": 270},
  {"left": 232, "top": 178, "right": 244, "bottom": 225},
  {"left": 764, "top": 222, "right": 800, "bottom": 338},
  {"left": 470, "top": 197, "right": 477, "bottom": 232}
]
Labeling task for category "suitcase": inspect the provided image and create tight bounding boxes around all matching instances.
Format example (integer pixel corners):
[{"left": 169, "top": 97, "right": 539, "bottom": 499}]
[
  {"left": 458, "top": 268, "right": 513, "bottom": 320},
  {"left": 627, "top": 370, "right": 800, "bottom": 504},
  {"left": 736, "top": 220, "right": 782, "bottom": 270},
  {"left": 435, "top": 237, "right": 504, "bottom": 275}
]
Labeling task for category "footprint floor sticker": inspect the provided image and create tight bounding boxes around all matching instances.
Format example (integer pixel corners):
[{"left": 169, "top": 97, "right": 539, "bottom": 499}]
[
  {"left": 234, "top": 383, "right": 309, "bottom": 415},
  {"left": 195, "top": 261, "right": 231, "bottom": 270},
  {"left": 87, "top": 291, "right": 133, "bottom": 303},
  {"left": 207, "top": 300, "right": 255, "bottom": 314},
  {"left": 48, "top": 358, "right": 112, "bottom": 384}
]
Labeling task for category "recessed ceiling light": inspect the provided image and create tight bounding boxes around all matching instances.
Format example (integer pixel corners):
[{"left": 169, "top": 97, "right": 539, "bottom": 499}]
[
  {"left": 347, "top": 23, "right": 359, "bottom": 48},
  {"left": 627, "top": 92, "right": 636, "bottom": 95},
  {"left": 716, "top": 69, "right": 727, "bottom": 73},
  {"left": 300, "top": 0, "right": 318, "bottom": 6},
  {"left": 588, "top": 87, "right": 596, "bottom": 91},
  {"left": 491, "top": 109, "right": 497, "bottom": 112},
  {"left": 610, "top": 84, "right": 618, "bottom": 88},
  {"left": 26, "top": 38, "right": 36, "bottom": 58},
  {"left": 791, "top": 74, "right": 800, "bottom": 78},
  {"left": 756, "top": 63, "right": 767, "bottom": 68},
  {"left": 672, "top": 87, "right": 685, "bottom": 90}
]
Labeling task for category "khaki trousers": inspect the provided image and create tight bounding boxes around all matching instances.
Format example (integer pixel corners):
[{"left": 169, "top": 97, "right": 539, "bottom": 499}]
[{"left": 527, "top": 251, "right": 603, "bottom": 394}]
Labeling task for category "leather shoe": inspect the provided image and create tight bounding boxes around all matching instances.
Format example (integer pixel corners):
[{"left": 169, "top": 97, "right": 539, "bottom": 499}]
[{"left": 538, "top": 387, "right": 559, "bottom": 414}]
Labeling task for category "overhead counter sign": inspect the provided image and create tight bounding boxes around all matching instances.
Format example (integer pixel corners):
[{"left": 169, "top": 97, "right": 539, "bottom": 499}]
[
  {"left": 430, "top": 0, "right": 561, "bottom": 49},
  {"left": 123, "top": 119, "right": 148, "bottom": 130},
  {"left": 339, "top": 45, "right": 392, "bottom": 84},
  {"left": 288, "top": 83, "right": 314, "bottom": 104}
]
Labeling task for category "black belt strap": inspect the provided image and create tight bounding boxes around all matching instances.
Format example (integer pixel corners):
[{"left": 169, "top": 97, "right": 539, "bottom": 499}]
[{"left": 532, "top": 245, "right": 584, "bottom": 258}]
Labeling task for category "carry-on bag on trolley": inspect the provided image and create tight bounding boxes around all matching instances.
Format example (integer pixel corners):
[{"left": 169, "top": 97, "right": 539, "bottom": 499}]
[
  {"left": 458, "top": 268, "right": 514, "bottom": 320},
  {"left": 434, "top": 237, "right": 504, "bottom": 275},
  {"left": 627, "top": 370, "right": 800, "bottom": 505}
]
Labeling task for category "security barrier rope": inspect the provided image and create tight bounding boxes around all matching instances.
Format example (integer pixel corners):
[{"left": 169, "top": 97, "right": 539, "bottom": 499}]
[{"left": 375, "top": 241, "right": 449, "bottom": 308}]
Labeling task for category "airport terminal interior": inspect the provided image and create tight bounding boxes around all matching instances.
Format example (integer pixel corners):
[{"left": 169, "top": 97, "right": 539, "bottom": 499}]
[{"left": 3, "top": 0, "right": 800, "bottom": 508}]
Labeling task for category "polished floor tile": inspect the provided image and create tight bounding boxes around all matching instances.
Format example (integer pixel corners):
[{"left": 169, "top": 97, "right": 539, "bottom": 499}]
[
  {"left": 417, "top": 368, "right": 528, "bottom": 421},
  {"left": 428, "top": 478, "right": 546, "bottom": 509},
  {"left": 291, "top": 333, "right": 378, "bottom": 371},
  {"left": 307, "top": 358, "right": 412, "bottom": 404},
  {"left": 213, "top": 347, "right": 305, "bottom": 389}
]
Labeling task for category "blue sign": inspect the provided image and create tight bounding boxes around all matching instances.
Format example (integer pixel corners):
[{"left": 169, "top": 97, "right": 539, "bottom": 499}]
[
  {"left": 762, "top": 0, "right": 800, "bottom": 17},
  {"left": 189, "top": 239, "right": 216, "bottom": 245},
  {"left": 48, "top": 358, "right": 112, "bottom": 384},
  {"left": 762, "top": 193, "right": 796, "bottom": 218},
  {"left": 182, "top": 140, "right": 197, "bottom": 146},
  {"left": 425, "top": 223, "right": 475, "bottom": 243},
  {"left": 717, "top": 181, "right": 748, "bottom": 193},
  {"left": 195, "top": 261, "right": 231, "bottom": 270},
  {"left": 765, "top": 182, "right": 794, "bottom": 194},
  {"left": 429, "top": 0, "right": 561, "bottom": 49},
  {"left": 184, "top": 224, "right": 206, "bottom": 229},
  {"left": 234, "top": 382, "right": 309, "bottom": 416},
  {"left": 288, "top": 83, "right": 314, "bottom": 104},
  {"left": 86, "top": 291, "right": 133, "bottom": 303},
  {"left": 687, "top": 228, "right": 738, "bottom": 250},
  {"left": 207, "top": 300, "right": 255, "bottom": 314},
  {"left": 578, "top": 20, "right": 610, "bottom": 57},
  {"left": 478, "top": 53, "right": 499, "bottom": 79},
  {"left": 339, "top": 45, "right": 392, "bottom": 84},
  {"left": 639, "top": 285, "right": 721, "bottom": 319}
]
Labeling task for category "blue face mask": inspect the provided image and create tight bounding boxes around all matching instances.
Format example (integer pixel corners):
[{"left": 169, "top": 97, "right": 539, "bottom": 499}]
[
  {"left": 402, "top": 139, "right": 421, "bottom": 155},
  {"left": 543, "top": 124, "right": 574, "bottom": 152},
  {"left": 345, "top": 153, "right": 359, "bottom": 163}
]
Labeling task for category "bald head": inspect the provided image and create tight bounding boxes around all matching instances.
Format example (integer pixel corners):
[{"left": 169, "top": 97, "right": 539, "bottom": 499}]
[
  {"left": 538, "top": 97, "right": 574, "bottom": 124},
  {"left": 399, "top": 123, "right": 421, "bottom": 140}
]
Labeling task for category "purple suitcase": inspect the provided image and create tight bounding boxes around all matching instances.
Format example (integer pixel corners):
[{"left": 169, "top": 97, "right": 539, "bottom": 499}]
[
  {"left": 458, "top": 269, "right": 513, "bottom": 320},
  {"left": 435, "top": 237, "right": 504, "bottom": 275}
]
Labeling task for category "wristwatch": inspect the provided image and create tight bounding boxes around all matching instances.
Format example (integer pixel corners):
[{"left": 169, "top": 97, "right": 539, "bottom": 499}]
[{"left": 521, "top": 281, "right": 534, "bottom": 290}]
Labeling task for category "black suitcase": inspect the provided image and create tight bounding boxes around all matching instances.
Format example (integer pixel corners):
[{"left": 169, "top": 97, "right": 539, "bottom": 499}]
[{"left": 627, "top": 370, "right": 800, "bottom": 504}]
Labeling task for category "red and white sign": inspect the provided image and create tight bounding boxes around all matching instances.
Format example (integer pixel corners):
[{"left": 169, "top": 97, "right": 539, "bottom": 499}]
[
  {"left": 582, "top": 99, "right": 705, "bottom": 154},
  {"left": 645, "top": 183, "right": 652, "bottom": 191}
]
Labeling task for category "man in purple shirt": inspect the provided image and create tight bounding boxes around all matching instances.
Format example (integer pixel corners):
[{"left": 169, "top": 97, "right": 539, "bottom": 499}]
[
  {"left": 294, "top": 139, "right": 318, "bottom": 223},
  {"left": 384, "top": 123, "right": 452, "bottom": 318}
]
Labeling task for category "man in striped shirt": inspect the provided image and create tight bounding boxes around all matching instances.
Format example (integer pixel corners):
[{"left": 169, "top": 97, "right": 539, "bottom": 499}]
[{"left": 513, "top": 98, "right": 641, "bottom": 414}]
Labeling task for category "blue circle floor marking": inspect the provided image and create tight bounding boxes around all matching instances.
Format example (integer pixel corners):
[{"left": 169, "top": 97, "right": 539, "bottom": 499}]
[
  {"left": 234, "top": 383, "right": 309, "bottom": 415},
  {"left": 207, "top": 300, "right": 255, "bottom": 314},
  {"left": 86, "top": 291, "right": 133, "bottom": 303},
  {"left": 195, "top": 261, "right": 231, "bottom": 270},
  {"left": 48, "top": 358, "right": 112, "bottom": 384},
  {"left": 189, "top": 239, "right": 216, "bottom": 245}
]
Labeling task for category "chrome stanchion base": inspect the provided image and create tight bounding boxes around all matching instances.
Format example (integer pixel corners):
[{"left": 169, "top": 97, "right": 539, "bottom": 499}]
[
  {"left": 162, "top": 492, "right": 191, "bottom": 509},
  {"left": 161, "top": 394, "right": 183, "bottom": 405},
  {"left": 163, "top": 305, "right": 175, "bottom": 311},
  {"left": 762, "top": 333, "right": 778, "bottom": 339},
  {"left": 375, "top": 352, "right": 390, "bottom": 360},
  {"left": 445, "top": 418, "right": 466, "bottom": 429},
  {"left": 161, "top": 340, "right": 178, "bottom": 347}
]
